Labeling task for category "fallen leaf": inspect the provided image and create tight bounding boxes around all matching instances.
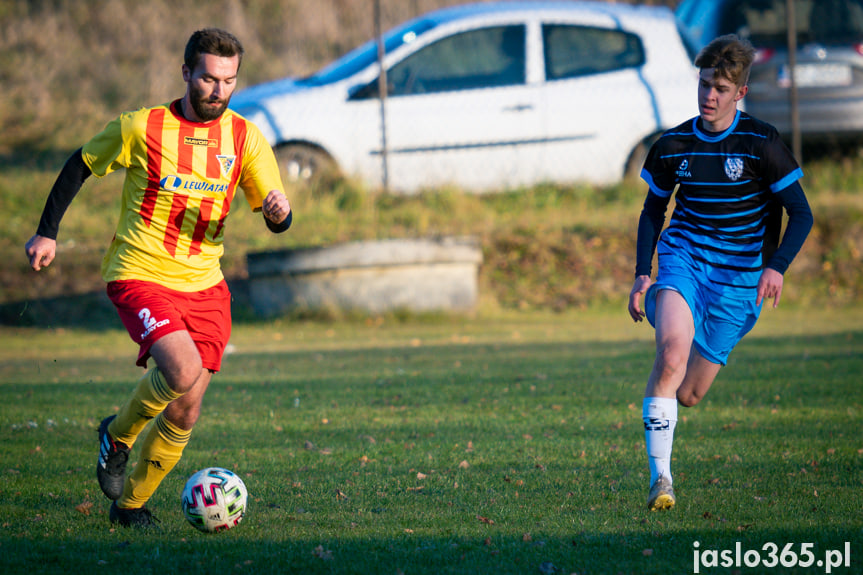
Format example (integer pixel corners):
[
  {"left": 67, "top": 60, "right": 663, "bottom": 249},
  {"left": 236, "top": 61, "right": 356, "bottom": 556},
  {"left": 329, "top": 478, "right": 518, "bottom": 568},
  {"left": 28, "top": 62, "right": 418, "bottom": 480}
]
[
  {"left": 75, "top": 501, "right": 93, "bottom": 515},
  {"left": 458, "top": 460, "right": 470, "bottom": 469},
  {"left": 538, "top": 561, "right": 558, "bottom": 574},
  {"left": 477, "top": 515, "right": 495, "bottom": 525},
  {"left": 416, "top": 472, "right": 427, "bottom": 480},
  {"left": 643, "top": 548, "right": 654, "bottom": 557},
  {"left": 335, "top": 489, "right": 348, "bottom": 500},
  {"left": 312, "top": 545, "right": 333, "bottom": 561},
  {"left": 522, "top": 533, "right": 532, "bottom": 542}
]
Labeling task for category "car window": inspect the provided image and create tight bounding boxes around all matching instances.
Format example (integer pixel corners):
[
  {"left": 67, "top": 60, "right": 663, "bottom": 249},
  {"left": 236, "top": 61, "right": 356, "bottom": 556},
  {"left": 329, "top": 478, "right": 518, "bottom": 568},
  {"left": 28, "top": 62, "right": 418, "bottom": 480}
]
[
  {"left": 721, "top": 0, "right": 863, "bottom": 48},
  {"left": 303, "top": 19, "right": 438, "bottom": 86},
  {"left": 543, "top": 24, "right": 644, "bottom": 81},
  {"left": 355, "top": 25, "right": 526, "bottom": 98}
]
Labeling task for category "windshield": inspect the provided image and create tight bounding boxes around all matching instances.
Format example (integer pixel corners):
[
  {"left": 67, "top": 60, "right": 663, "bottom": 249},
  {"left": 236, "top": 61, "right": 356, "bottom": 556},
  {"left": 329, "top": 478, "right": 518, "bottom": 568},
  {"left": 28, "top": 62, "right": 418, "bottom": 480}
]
[{"left": 299, "top": 19, "right": 438, "bottom": 86}]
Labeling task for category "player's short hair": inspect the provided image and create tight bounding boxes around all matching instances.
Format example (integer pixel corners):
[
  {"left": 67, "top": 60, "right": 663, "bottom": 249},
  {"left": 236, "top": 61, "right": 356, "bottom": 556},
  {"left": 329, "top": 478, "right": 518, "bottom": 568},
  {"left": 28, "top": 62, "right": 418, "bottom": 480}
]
[
  {"left": 694, "top": 34, "right": 756, "bottom": 88},
  {"left": 184, "top": 28, "right": 245, "bottom": 72}
]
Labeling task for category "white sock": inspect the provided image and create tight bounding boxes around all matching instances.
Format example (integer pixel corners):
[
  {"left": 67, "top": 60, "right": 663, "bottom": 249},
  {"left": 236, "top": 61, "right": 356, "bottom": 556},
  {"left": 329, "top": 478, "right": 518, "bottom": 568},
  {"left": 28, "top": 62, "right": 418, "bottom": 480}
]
[{"left": 643, "top": 397, "right": 678, "bottom": 485}]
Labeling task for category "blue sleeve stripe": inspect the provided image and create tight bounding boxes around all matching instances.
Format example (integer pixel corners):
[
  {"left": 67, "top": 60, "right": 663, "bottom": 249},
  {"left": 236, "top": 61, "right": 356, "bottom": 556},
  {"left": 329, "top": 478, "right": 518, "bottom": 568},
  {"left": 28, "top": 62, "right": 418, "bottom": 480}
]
[
  {"left": 771, "top": 167, "right": 804, "bottom": 193},
  {"left": 640, "top": 169, "right": 673, "bottom": 198}
]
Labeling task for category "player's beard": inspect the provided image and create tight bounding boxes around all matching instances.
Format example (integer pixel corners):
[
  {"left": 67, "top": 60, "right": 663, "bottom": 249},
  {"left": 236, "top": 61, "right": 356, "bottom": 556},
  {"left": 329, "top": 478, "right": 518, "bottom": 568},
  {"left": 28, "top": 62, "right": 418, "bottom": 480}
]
[{"left": 189, "top": 85, "right": 230, "bottom": 122}]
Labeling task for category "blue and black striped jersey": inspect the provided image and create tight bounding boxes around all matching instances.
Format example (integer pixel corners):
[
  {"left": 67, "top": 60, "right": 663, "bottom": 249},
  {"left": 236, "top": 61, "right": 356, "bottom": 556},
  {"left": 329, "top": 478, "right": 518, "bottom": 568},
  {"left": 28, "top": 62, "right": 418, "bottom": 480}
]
[{"left": 640, "top": 110, "right": 803, "bottom": 298}]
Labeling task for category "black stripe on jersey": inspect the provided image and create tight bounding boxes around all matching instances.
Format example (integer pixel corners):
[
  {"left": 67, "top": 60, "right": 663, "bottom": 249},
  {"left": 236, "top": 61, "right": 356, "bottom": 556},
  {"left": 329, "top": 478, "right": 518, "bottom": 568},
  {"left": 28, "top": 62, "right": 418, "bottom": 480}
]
[
  {"left": 670, "top": 212, "right": 767, "bottom": 239},
  {"left": 665, "top": 230, "right": 761, "bottom": 257},
  {"left": 688, "top": 252, "right": 761, "bottom": 273}
]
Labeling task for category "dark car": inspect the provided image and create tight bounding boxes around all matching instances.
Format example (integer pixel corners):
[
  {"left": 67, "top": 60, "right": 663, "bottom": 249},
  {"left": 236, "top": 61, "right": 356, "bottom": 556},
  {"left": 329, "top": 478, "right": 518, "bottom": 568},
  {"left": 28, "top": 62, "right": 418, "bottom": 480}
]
[{"left": 676, "top": 0, "right": 863, "bottom": 144}]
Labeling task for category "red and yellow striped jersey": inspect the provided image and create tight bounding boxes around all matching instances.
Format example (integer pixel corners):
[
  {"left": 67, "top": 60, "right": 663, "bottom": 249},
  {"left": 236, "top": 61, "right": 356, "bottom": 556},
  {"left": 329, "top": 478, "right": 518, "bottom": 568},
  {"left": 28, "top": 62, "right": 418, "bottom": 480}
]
[{"left": 82, "top": 100, "right": 283, "bottom": 292}]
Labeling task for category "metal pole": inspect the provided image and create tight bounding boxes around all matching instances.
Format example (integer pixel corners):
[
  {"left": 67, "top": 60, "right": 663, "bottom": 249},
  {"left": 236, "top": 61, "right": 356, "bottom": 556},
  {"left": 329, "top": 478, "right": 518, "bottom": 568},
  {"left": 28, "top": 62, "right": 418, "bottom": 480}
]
[
  {"left": 787, "top": 0, "right": 802, "bottom": 162},
  {"left": 375, "top": 0, "right": 389, "bottom": 193}
]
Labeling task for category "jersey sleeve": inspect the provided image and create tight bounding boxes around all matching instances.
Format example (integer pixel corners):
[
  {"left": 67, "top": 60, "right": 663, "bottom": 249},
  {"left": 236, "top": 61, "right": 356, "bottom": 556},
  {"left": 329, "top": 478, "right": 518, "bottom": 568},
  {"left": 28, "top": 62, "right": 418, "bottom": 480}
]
[
  {"left": 761, "top": 127, "right": 803, "bottom": 193},
  {"left": 81, "top": 114, "right": 132, "bottom": 177},
  {"left": 237, "top": 121, "right": 284, "bottom": 212},
  {"left": 640, "top": 137, "right": 676, "bottom": 199}
]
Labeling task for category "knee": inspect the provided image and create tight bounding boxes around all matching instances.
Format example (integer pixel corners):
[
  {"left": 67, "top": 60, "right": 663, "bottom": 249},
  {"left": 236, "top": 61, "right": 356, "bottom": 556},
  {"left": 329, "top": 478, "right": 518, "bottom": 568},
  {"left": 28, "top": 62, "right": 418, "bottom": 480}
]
[
  {"left": 161, "top": 359, "right": 203, "bottom": 394},
  {"left": 654, "top": 343, "right": 689, "bottom": 381}
]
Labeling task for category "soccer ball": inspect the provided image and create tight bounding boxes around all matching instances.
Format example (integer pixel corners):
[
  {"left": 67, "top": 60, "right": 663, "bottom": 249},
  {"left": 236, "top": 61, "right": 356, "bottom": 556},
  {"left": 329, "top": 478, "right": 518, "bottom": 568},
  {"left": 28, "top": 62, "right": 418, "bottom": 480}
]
[{"left": 181, "top": 467, "right": 248, "bottom": 532}]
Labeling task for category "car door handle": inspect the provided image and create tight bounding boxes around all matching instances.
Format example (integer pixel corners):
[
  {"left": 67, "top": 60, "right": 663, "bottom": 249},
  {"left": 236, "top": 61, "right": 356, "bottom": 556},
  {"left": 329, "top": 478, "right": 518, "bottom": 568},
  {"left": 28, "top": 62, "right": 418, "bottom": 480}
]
[{"left": 502, "top": 104, "right": 533, "bottom": 113}]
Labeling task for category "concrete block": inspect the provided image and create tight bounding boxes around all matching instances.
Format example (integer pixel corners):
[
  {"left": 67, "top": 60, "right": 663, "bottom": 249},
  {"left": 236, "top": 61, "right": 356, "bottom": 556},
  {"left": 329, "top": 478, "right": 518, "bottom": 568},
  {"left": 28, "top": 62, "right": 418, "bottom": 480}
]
[{"left": 246, "top": 237, "right": 482, "bottom": 316}]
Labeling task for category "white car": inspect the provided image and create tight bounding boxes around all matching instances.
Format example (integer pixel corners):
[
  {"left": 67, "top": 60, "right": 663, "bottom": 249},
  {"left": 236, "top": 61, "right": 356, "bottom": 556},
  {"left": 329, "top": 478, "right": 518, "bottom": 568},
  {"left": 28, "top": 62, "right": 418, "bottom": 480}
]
[{"left": 230, "top": 1, "right": 699, "bottom": 193}]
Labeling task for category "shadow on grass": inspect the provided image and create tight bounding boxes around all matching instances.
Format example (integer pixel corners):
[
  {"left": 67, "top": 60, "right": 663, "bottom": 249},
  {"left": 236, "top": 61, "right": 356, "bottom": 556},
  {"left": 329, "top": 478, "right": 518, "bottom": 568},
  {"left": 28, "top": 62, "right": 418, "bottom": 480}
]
[
  {"left": 1, "top": 527, "right": 859, "bottom": 575},
  {"left": 0, "top": 279, "right": 258, "bottom": 330}
]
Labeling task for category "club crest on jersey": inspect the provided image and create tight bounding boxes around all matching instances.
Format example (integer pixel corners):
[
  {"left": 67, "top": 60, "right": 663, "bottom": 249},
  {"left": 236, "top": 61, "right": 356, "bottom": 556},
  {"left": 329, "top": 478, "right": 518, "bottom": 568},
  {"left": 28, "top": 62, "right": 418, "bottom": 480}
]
[
  {"left": 217, "top": 155, "right": 236, "bottom": 177},
  {"left": 725, "top": 157, "right": 744, "bottom": 181},
  {"left": 676, "top": 159, "right": 692, "bottom": 179}
]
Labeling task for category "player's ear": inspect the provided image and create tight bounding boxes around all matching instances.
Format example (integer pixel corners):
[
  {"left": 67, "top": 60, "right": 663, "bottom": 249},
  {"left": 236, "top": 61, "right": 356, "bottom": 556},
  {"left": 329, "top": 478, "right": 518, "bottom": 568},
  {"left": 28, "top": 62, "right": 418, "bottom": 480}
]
[
  {"left": 182, "top": 64, "right": 191, "bottom": 83},
  {"left": 735, "top": 84, "right": 748, "bottom": 102}
]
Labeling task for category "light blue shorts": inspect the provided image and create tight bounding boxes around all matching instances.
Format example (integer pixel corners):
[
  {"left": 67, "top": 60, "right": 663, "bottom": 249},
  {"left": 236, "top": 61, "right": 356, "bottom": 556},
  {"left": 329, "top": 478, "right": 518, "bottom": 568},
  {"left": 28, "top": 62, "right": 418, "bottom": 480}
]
[{"left": 644, "top": 265, "right": 761, "bottom": 366}]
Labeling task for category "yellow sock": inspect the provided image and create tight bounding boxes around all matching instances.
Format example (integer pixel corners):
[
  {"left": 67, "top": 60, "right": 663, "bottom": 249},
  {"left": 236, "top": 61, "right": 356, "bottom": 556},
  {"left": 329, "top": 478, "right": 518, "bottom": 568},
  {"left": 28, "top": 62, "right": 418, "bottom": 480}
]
[
  {"left": 108, "top": 368, "right": 184, "bottom": 447},
  {"left": 117, "top": 412, "right": 191, "bottom": 509}
]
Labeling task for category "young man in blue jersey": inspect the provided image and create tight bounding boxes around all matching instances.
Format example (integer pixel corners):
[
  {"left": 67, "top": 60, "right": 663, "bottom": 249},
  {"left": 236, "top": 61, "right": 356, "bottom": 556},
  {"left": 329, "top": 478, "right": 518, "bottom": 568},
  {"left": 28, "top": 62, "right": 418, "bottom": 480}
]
[{"left": 627, "top": 34, "right": 813, "bottom": 511}]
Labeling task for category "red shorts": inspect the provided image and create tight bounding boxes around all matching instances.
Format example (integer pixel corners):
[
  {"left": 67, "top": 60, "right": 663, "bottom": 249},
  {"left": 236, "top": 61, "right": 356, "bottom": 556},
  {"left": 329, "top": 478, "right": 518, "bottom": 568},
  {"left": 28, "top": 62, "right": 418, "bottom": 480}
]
[{"left": 106, "top": 279, "right": 232, "bottom": 372}]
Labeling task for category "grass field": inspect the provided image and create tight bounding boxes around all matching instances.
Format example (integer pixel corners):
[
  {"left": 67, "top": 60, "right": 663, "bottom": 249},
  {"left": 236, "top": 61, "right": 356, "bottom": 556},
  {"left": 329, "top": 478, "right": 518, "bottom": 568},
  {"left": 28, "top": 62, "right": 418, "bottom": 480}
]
[{"left": 1, "top": 305, "right": 861, "bottom": 574}]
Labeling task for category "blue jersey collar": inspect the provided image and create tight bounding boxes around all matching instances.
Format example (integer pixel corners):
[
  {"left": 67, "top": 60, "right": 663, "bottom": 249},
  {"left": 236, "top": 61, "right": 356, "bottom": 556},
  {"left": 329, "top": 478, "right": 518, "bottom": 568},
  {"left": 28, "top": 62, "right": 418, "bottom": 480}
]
[{"left": 692, "top": 110, "right": 741, "bottom": 142}]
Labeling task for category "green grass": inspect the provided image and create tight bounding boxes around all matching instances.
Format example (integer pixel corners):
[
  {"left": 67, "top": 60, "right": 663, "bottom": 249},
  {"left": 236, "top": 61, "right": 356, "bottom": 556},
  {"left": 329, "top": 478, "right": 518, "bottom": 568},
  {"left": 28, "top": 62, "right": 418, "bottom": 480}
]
[{"left": 1, "top": 306, "right": 861, "bottom": 574}]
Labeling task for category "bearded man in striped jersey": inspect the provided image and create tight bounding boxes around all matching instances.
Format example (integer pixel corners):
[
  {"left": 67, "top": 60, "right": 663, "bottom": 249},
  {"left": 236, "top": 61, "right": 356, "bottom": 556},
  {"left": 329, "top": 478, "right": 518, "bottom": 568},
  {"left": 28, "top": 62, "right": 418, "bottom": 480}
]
[{"left": 25, "top": 28, "right": 292, "bottom": 527}]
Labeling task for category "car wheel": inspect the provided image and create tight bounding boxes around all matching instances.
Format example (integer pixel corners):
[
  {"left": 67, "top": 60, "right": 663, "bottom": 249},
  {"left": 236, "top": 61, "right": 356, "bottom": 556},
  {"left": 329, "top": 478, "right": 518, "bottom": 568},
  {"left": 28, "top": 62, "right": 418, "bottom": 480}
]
[
  {"left": 275, "top": 143, "right": 339, "bottom": 190},
  {"left": 623, "top": 135, "right": 659, "bottom": 182}
]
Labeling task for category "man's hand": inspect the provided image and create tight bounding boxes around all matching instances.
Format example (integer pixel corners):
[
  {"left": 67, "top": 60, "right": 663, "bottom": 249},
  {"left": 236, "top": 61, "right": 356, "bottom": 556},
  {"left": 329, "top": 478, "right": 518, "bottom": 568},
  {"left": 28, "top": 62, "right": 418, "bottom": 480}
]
[
  {"left": 25, "top": 235, "right": 57, "bottom": 271},
  {"left": 628, "top": 275, "right": 652, "bottom": 322},
  {"left": 756, "top": 267, "right": 784, "bottom": 308},
  {"left": 261, "top": 190, "right": 291, "bottom": 224}
]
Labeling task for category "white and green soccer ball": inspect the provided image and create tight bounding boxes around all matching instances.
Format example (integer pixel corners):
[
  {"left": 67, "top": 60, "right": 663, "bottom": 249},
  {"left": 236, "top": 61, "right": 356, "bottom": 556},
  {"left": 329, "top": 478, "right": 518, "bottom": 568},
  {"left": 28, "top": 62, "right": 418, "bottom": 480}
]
[{"left": 181, "top": 467, "right": 248, "bottom": 532}]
